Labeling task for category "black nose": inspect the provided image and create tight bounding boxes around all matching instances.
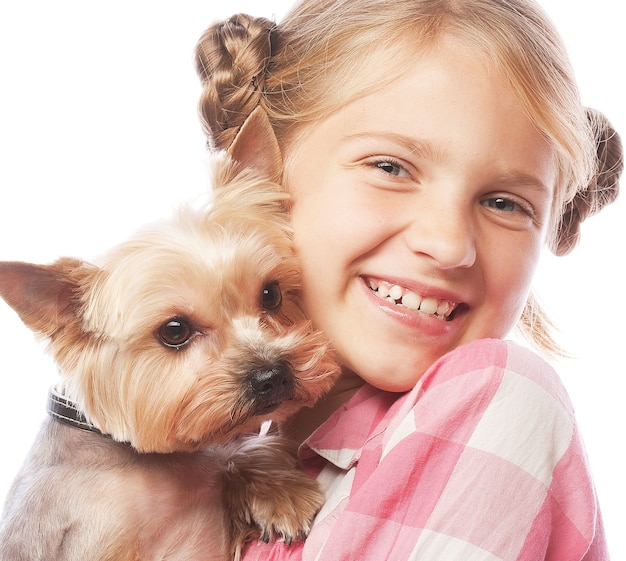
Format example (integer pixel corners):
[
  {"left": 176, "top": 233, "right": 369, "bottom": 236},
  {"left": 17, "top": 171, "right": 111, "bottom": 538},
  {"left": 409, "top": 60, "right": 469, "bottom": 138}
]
[{"left": 248, "top": 365, "right": 295, "bottom": 413}]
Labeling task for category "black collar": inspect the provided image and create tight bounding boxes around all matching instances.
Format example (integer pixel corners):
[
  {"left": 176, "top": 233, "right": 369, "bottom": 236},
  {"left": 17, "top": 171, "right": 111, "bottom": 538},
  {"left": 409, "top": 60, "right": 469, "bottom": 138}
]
[{"left": 47, "top": 386, "right": 107, "bottom": 437}]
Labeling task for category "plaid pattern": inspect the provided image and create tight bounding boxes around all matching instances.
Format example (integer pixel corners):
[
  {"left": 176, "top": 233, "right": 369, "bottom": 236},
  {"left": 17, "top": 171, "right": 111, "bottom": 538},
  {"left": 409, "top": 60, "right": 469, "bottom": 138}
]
[{"left": 243, "top": 339, "right": 608, "bottom": 561}]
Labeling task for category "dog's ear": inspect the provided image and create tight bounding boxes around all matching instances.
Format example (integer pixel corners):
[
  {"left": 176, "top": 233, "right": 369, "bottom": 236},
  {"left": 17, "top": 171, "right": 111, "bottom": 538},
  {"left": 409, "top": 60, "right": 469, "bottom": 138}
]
[
  {"left": 227, "top": 106, "right": 282, "bottom": 182},
  {"left": 0, "top": 258, "right": 83, "bottom": 337}
]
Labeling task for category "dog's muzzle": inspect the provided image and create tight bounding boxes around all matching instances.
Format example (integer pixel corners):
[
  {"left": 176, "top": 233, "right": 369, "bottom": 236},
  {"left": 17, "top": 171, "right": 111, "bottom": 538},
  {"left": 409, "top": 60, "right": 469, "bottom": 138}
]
[{"left": 247, "top": 365, "right": 296, "bottom": 415}]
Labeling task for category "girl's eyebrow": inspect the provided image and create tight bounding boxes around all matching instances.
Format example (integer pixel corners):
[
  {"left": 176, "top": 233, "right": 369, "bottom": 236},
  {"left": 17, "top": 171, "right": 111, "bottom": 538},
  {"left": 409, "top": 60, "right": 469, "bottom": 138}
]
[
  {"left": 342, "top": 132, "right": 442, "bottom": 161},
  {"left": 491, "top": 170, "right": 553, "bottom": 195}
]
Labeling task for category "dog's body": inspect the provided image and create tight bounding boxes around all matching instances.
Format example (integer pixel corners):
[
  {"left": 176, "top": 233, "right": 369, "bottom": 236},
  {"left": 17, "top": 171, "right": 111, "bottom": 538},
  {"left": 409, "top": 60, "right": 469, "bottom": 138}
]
[
  {"left": 0, "top": 109, "right": 339, "bottom": 560},
  {"left": 2, "top": 419, "right": 229, "bottom": 560}
]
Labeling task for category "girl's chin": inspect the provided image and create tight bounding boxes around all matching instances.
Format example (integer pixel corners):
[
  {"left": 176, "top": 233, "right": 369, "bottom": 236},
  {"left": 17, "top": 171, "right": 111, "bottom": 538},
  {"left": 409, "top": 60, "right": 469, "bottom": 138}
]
[{"left": 338, "top": 343, "right": 444, "bottom": 392}]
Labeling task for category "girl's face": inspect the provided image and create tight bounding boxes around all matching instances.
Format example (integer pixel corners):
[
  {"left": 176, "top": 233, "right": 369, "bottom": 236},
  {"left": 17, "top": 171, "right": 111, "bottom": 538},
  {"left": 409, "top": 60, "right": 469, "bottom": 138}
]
[{"left": 284, "top": 38, "right": 557, "bottom": 392}]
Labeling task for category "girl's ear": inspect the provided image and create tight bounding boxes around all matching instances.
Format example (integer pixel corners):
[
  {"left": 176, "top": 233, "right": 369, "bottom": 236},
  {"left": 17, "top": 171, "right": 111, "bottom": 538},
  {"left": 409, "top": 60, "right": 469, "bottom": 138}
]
[
  {"left": 227, "top": 106, "right": 283, "bottom": 182},
  {"left": 0, "top": 258, "right": 83, "bottom": 337}
]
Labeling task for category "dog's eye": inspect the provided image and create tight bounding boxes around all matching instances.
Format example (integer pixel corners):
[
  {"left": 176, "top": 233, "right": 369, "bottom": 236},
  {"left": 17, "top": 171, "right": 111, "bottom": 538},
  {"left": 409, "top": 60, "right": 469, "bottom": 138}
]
[
  {"left": 157, "top": 317, "right": 195, "bottom": 349},
  {"left": 261, "top": 281, "right": 282, "bottom": 311}
]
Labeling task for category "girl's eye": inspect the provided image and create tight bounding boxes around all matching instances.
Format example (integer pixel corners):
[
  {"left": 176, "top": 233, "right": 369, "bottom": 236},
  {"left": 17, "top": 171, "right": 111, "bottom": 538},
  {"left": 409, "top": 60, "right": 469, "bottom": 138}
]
[
  {"left": 484, "top": 197, "right": 518, "bottom": 212},
  {"left": 372, "top": 158, "right": 410, "bottom": 178},
  {"left": 261, "top": 281, "right": 282, "bottom": 311},
  {"left": 481, "top": 196, "right": 535, "bottom": 221},
  {"left": 157, "top": 317, "right": 195, "bottom": 349}
]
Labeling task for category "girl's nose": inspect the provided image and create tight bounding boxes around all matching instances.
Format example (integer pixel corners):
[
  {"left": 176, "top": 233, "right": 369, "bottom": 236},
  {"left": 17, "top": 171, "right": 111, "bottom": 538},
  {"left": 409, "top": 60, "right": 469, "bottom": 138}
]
[{"left": 403, "top": 199, "right": 476, "bottom": 270}]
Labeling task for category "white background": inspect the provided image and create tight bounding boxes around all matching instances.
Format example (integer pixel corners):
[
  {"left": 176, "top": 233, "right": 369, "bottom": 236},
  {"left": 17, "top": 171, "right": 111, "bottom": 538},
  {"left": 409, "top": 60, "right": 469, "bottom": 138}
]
[{"left": 0, "top": 1, "right": 623, "bottom": 557}]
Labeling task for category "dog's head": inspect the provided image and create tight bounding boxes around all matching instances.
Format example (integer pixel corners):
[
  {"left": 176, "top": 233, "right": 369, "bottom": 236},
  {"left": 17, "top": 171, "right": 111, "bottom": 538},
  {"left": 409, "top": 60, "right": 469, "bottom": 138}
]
[{"left": 0, "top": 109, "right": 339, "bottom": 453}]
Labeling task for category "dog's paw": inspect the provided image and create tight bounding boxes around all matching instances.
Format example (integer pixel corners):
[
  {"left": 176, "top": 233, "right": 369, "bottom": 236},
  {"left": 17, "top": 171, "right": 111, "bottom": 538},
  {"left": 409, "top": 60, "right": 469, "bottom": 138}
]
[
  {"left": 250, "top": 467, "right": 324, "bottom": 545},
  {"left": 220, "top": 433, "right": 324, "bottom": 549}
]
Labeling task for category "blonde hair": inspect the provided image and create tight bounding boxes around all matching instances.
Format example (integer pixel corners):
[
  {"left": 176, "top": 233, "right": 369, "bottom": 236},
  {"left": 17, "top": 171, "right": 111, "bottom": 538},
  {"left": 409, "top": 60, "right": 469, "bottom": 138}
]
[{"left": 195, "top": 0, "right": 622, "bottom": 356}]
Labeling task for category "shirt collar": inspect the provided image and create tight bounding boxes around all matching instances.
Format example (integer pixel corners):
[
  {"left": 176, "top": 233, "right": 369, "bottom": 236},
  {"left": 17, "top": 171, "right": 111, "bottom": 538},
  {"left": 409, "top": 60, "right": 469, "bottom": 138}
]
[{"left": 301, "top": 384, "right": 406, "bottom": 470}]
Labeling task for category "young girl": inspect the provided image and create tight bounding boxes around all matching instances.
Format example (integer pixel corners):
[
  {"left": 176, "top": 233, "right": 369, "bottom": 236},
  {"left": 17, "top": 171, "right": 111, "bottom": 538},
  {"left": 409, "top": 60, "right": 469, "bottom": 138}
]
[{"left": 195, "top": 1, "right": 622, "bottom": 559}]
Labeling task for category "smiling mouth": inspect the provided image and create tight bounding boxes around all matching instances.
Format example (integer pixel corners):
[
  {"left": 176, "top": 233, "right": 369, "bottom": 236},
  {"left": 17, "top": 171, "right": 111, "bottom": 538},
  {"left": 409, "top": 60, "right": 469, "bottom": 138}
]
[{"left": 367, "top": 279, "right": 460, "bottom": 321}]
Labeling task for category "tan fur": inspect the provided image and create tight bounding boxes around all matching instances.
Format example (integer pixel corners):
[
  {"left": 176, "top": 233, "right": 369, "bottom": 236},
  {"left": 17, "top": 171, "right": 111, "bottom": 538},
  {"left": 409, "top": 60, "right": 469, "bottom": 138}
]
[{"left": 0, "top": 108, "right": 339, "bottom": 560}]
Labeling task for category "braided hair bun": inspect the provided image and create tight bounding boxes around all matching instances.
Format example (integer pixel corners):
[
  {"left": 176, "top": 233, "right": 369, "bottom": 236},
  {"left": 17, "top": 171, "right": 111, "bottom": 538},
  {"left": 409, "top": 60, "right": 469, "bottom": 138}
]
[
  {"left": 552, "top": 108, "right": 622, "bottom": 255},
  {"left": 195, "top": 14, "right": 276, "bottom": 152}
]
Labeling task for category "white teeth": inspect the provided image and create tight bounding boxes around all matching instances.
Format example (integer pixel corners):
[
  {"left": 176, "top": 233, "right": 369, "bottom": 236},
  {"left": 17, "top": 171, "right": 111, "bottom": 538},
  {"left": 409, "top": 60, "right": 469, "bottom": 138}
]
[
  {"left": 401, "top": 291, "right": 421, "bottom": 310},
  {"left": 369, "top": 280, "right": 457, "bottom": 320},
  {"left": 437, "top": 301, "right": 450, "bottom": 316},
  {"left": 377, "top": 284, "right": 390, "bottom": 298},
  {"left": 388, "top": 285, "right": 404, "bottom": 300},
  {"left": 419, "top": 297, "right": 438, "bottom": 315}
]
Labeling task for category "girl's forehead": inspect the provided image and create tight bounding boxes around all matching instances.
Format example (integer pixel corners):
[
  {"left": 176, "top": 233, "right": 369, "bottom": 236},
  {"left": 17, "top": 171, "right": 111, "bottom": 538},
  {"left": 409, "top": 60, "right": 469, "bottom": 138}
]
[
  {"left": 319, "top": 35, "right": 516, "bottom": 127},
  {"left": 328, "top": 33, "right": 498, "bottom": 111}
]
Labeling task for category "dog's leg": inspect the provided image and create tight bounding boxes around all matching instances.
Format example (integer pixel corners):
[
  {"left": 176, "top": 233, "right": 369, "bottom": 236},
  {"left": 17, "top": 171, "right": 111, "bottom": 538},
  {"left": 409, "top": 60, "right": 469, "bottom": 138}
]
[{"left": 214, "top": 433, "right": 324, "bottom": 556}]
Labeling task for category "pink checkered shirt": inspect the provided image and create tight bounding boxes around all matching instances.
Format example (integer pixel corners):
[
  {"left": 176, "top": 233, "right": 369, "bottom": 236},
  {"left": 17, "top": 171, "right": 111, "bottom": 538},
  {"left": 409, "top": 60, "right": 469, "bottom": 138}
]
[{"left": 243, "top": 338, "right": 608, "bottom": 560}]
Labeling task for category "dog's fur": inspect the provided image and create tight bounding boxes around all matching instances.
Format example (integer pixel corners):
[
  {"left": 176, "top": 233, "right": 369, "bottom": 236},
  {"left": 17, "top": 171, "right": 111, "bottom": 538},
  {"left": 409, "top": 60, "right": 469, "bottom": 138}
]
[{"left": 0, "top": 108, "right": 339, "bottom": 560}]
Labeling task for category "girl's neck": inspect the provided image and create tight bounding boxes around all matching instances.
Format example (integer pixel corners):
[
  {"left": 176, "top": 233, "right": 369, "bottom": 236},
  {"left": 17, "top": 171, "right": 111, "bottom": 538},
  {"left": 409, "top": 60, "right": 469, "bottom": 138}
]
[{"left": 281, "top": 370, "right": 365, "bottom": 445}]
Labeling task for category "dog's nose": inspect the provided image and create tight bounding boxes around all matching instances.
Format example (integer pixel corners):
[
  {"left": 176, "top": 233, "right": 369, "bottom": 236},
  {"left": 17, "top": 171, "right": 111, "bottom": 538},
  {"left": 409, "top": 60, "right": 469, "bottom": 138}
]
[{"left": 248, "top": 365, "right": 295, "bottom": 413}]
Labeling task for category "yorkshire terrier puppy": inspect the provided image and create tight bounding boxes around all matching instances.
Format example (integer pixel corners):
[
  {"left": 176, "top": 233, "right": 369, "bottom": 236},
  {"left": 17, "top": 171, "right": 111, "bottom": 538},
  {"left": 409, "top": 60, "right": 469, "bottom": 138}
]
[{"left": 0, "top": 108, "right": 339, "bottom": 561}]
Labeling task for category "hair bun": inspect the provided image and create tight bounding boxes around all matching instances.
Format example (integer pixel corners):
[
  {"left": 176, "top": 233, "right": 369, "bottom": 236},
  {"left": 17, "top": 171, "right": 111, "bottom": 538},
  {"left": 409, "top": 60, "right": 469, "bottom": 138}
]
[
  {"left": 552, "top": 108, "right": 623, "bottom": 255},
  {"left": 195, "top": 14, "right": 276, "bottom": 151}
]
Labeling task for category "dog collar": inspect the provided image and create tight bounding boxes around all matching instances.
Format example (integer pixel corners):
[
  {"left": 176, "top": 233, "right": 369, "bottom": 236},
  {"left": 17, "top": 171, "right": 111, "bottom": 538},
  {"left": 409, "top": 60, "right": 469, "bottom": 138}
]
[{"left": 47, "top": 386, "right": 106, "bottom": 436}]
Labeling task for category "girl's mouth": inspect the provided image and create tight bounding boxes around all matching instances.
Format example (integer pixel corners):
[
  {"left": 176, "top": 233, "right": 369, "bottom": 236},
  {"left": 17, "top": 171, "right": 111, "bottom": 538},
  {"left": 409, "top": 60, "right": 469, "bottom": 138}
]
[{"left": 367, "top": 279, "right": 461, "bottom": 321}]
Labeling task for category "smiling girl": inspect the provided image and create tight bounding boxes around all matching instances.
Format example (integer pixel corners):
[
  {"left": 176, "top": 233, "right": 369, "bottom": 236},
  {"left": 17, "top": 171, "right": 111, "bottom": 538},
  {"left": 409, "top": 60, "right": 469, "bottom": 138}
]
[{"left": 195, "top": 0, "right": 622, "bottom": 559}]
